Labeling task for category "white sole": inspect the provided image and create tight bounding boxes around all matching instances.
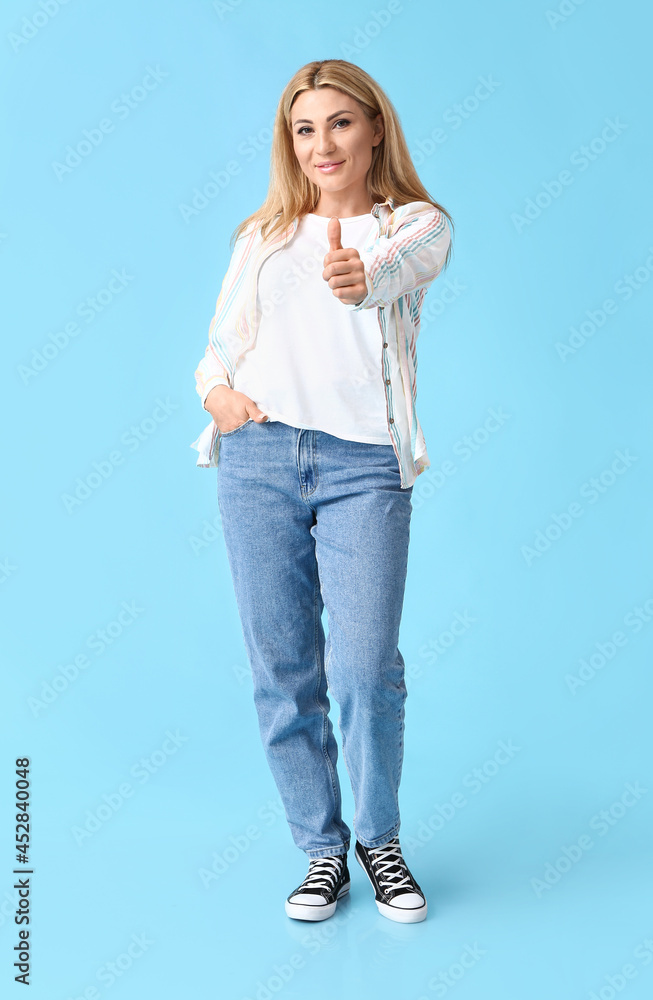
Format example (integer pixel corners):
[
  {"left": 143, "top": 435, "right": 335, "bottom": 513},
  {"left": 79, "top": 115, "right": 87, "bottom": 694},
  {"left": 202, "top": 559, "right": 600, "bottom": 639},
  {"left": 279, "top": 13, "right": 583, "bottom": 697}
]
[
  {"left": 356, "top": 851, "right": 427, "bottom": 923},
  {"left": 284, "top": 881, "right": 350, "bottom": 921},
  {"left": 375, "top": 897, "right": 427, "bottom": 923}
]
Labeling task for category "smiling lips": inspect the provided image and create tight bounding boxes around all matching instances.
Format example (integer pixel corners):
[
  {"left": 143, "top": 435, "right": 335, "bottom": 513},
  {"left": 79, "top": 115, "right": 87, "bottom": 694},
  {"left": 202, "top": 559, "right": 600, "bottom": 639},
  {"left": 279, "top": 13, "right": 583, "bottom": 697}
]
[{"left": 316, "top": 161, "right": 344, "bottom": 172}]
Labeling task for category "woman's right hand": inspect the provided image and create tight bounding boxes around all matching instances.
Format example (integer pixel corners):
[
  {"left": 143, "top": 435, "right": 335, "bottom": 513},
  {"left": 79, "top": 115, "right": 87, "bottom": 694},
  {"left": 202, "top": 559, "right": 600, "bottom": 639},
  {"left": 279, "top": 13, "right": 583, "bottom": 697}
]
[{"left": 204, "top": 385, "right": 268, "bottom": 433}]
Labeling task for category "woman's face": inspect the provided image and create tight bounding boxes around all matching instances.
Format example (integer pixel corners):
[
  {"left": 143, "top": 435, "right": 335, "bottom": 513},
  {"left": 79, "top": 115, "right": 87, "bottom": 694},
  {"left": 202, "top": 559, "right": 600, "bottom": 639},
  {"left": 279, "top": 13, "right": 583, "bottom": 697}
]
[{"left": 290, "top": 86, "right": 383, "bottom": 200}]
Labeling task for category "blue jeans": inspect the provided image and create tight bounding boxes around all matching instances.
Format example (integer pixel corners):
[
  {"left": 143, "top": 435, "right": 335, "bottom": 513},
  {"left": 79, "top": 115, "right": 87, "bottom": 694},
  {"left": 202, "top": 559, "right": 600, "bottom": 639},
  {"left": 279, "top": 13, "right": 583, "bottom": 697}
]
[{"left": 216, "top": 418, "right": 413, "bottom": 859}]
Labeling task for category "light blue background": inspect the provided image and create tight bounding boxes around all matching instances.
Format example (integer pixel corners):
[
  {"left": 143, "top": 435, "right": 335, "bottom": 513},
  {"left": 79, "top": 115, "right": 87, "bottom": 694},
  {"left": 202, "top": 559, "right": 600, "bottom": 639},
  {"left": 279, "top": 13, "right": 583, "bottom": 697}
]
[{"left": 2, "top": 1, "right": 652, "bottom": 997}]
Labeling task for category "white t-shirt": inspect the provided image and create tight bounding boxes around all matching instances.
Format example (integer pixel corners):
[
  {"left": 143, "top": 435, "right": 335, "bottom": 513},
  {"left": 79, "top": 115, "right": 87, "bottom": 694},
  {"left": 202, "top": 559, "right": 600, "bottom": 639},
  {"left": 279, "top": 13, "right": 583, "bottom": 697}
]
[{"left": 231, "top": 212, "right": 391, "bottom": 445}]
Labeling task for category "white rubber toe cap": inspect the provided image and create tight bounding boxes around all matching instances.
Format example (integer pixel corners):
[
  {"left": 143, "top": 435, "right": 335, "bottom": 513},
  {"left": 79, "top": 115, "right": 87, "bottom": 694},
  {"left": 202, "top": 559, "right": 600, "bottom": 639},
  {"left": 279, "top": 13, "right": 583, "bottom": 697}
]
[
  {"left": 389, "top": 892, "right": 426, "bottom": 909},
  {"left": 289, "top": 892, "right": 327, "bottom": 905}
]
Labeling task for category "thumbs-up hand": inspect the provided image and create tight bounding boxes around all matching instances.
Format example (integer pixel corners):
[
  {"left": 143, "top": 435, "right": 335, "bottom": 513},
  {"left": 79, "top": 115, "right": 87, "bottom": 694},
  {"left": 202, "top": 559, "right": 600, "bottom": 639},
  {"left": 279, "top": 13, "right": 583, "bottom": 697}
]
[{"left": 323, "top": 217, "right": 367, "bottom": 306}]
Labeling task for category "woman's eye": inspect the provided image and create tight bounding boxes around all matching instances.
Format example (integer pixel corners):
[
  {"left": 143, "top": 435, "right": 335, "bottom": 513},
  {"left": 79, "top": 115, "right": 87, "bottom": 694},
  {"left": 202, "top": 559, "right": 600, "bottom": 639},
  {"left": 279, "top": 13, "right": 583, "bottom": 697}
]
[{"left": 296, "top": 119, "right": 351, "bottom": 136}]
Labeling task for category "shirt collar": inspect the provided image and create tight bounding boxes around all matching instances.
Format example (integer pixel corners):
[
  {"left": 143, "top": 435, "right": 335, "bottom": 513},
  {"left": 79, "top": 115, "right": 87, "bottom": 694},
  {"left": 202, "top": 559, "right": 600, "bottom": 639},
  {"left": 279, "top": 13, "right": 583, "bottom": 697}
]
[
  {"left": 283, "top": 196, "right": 395, "bottom": 239},
  {"left": 372, "top": 196, "right": 395, "bottom": 217}
]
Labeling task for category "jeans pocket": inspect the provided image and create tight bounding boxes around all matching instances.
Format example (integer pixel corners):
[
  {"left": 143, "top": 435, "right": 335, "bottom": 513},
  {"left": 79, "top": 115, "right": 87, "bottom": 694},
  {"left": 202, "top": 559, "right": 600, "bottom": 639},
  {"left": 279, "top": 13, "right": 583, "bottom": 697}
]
[{"left": 219, "top": 417, "right": 254, "bottom": 437}]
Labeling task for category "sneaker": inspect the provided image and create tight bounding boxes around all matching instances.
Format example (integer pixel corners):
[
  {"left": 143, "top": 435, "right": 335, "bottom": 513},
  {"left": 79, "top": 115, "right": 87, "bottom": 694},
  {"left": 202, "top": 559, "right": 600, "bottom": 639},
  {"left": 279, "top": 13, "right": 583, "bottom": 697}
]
[
  {"left": 355, "top": 836, "right": 427, "bottom": 923},
  {"left": 285, "top": 853, "right": 351, "bottom": 921}
]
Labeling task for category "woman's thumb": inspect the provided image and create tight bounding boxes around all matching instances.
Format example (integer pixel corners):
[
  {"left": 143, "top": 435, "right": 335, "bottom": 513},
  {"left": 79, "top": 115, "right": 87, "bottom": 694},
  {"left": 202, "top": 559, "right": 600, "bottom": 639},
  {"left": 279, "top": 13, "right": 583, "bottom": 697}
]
[
  {"left": 247, "top": 402, "right": 269, "bottom": 422},
  {"left": 327, "top": 217, "right": 342, "bottom": 251}
]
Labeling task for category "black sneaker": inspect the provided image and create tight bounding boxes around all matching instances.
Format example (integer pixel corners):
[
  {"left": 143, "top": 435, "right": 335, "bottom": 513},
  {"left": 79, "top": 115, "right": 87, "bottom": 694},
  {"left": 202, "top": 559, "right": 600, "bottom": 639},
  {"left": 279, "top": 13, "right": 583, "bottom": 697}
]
[
  {"left": 355, "top": 836, "right": 427, "bottom": 922},
  {"left": 285, "top": 853, "right": 351, "bottom": 921}
]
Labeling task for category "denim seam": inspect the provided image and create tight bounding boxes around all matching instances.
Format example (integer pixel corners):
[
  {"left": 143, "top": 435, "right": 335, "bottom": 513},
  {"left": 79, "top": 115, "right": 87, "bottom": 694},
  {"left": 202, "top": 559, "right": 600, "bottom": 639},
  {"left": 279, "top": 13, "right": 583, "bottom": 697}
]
[
  {"left": 297, "top": 429, "right": 319, "bottom": 499},
  {"left": 312, "top": 556, "right": 341, "bottom": 820},
  {"left": 323, "top": 637, "right": 344, "bottom": 771},
  {"left": 336, "top": 690, "right": 354, "bottom": 828},
  {"left": 307, "top": 431, "right": 319, "bottom": 497},
  {"left": 324, "top": 637, "right": 350, "bottom": 823},
  {"left": 395, "top": 694, "right": 405, "bottom": 823}
]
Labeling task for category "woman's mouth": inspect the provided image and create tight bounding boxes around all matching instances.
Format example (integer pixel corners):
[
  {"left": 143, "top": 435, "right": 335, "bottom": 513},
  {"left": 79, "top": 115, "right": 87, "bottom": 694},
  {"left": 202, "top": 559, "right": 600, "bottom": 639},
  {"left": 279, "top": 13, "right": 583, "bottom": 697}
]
[{"left": 316, "top": 161, "right": 344, "bottom": 173}]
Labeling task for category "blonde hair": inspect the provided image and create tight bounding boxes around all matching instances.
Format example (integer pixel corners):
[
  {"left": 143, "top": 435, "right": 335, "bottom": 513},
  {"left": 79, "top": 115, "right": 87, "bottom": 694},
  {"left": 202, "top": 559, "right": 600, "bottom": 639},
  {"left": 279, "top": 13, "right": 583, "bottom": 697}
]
[{"left": 230, "top": 59, "right": 454, "bottom": 269}]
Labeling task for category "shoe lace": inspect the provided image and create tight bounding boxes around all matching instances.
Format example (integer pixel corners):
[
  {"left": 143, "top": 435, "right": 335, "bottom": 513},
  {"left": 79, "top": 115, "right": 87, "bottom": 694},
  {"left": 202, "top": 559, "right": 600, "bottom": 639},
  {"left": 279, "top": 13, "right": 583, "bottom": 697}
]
[
  {"left": 367, "top": 837, "right": 413, "bottom": 892},
  {"left": 297, "top": 855, "right": 344, "bottom": 893}
]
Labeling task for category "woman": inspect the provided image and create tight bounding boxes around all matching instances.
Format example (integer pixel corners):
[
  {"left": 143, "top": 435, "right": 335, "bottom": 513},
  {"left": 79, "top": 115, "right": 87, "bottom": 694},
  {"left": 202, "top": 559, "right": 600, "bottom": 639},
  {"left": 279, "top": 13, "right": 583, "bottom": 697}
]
[{"left": 191, "top": 59, "right": 453, "bottom": 924}]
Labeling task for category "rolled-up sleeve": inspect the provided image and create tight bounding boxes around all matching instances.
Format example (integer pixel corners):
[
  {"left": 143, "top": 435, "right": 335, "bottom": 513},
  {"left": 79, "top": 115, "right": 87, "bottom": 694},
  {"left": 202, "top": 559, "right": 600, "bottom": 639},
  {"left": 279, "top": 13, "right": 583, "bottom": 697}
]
[
  {"left": 346, "top": 208, "right": 451, "bottom": 312},
  {"left": 194, "top": 227, "right": 255, "bottom": 409}
]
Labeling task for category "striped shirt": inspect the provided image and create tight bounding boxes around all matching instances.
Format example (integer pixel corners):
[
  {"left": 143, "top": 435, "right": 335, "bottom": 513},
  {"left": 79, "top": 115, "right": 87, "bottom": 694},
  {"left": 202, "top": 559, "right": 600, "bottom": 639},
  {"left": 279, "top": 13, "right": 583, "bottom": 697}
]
[{"left": 191, "top": 195, "right": 451, "bottom": 489}]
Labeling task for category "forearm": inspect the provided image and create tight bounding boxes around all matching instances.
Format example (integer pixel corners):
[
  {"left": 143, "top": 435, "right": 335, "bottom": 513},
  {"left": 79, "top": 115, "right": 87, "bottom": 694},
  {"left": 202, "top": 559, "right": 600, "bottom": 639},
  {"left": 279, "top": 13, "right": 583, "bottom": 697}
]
[
  {"left": 195, "top": 229, "right": 254, "bottom": 408},
  {"left": 195, "top": 347, "right": 232, "bottom": 409},
  {"left": 346, "top": 209, "right": 451, "bottom": 311}
]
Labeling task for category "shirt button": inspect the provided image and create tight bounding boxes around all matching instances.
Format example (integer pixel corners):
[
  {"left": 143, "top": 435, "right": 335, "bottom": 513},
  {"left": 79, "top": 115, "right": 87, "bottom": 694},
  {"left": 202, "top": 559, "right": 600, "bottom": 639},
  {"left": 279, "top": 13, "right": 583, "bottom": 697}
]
[
  {"left": 389, "top": 417, "right": 394, "bottom": 424},
  {"left": 382, "top": 342, "right": 388, "bottom": 348},
  {"left": 385, "top": 378, "right": 391, "bottom": 385}
]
